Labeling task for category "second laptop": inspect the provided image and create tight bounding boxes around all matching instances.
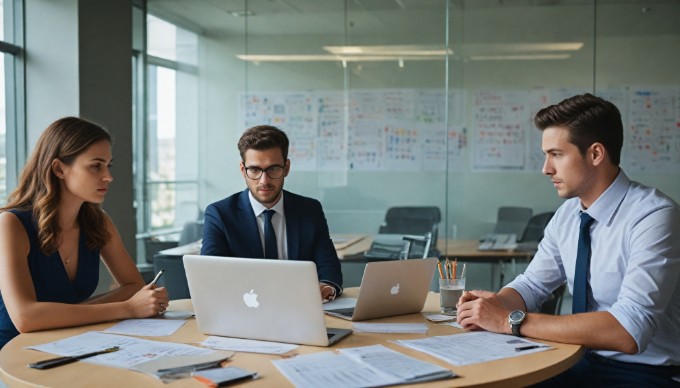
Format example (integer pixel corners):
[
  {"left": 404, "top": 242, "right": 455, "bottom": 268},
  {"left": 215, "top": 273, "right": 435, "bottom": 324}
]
[{"left": 325, "top": 257, "right": 437, "bottom": 321}]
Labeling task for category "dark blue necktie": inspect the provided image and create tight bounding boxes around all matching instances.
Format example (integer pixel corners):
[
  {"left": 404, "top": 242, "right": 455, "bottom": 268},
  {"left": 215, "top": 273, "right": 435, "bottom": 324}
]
[
  {"left": 572, "top": 212, "right": 595, "bottom": 314},
  {"left": 263, "top": 210, "right": 278, "bottom": 259}
]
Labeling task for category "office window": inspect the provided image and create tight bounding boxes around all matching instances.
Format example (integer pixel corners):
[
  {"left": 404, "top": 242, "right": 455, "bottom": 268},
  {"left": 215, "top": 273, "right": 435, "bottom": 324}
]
[
  {"left": 138, "top": 13, "right": 199, "bottom": 237},
  {"left": 147, "top": 64, "right": 199, "bottom": 229},
  {"left": 0, "top": 54, "right": 6, "bottom": 199},
  {"left": 0, "top": 0, "right": 24, "bottom": 202}
]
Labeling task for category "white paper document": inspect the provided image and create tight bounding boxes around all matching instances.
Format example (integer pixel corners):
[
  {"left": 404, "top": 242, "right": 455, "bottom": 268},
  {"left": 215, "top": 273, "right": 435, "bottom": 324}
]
[
  {"left": 352, "top": 322, "right": 428, "bottom": 334},
  {"left": 161, "top": 310, "right": 194, "bottom": 320},
  {"left": 394, "top": 331, "right": 552, "bottom": 366},
  {"left": 27, "top": 331, "right": 215, "bottom": 369},
  {"left": 103, "top": 319, "right": 187, "bottom": 336},
  {"left": 159, "top": 241, "right": 201, "bottom": 256},
  {"left": 200, "top": 336, "right": 299, "bottom": 355},
  {"left": 272, "top": 344, "right": 455, "bottom": 388},
  {"left": 322, "top": 297, "right": 357, "bottom": 311},
  {"left": 422, "top": 313, "right": 456, "bottom": 322},
  {"left": 439, "top": 320, "right": 464, "bottom": 329}
]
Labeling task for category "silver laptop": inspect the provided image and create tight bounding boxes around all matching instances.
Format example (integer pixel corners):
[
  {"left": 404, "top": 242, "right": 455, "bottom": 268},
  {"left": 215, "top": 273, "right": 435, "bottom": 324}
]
[
  {"left": 183, "top": 255, "right": 352, "bottom": 347},
  {"left": 325, "top": 258, "right": 437, "bottom": 321}
]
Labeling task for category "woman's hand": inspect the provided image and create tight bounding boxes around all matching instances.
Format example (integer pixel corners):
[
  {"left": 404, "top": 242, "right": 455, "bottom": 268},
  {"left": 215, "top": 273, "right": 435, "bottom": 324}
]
[{"left": 126, "top": 284, "right": 169, "bottom": 317}]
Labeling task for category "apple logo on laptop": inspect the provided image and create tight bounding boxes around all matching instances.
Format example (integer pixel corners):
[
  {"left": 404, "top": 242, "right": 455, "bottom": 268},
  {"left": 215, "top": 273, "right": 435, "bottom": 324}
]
[
  {"left": 243, "top": 289, "right": 259, "bottom": 308},
  {"left": 390, "top": 283, "right": 400, "bottom": 295}
]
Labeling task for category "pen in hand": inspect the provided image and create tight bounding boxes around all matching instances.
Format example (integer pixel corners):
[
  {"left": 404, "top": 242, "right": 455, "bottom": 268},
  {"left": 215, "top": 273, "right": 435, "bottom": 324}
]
[
  {"left": 28, "top": 346, "right": 120, "bottom": 369},
  {"left": 150, "top": 269, "right": 165, "bottom": 286}
]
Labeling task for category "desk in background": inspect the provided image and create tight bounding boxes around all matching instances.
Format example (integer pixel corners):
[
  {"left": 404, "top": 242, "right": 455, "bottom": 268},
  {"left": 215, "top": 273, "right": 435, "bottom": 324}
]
[
  {"left": 0, "top": 289, "right": 582, "bottom": 388},
  {"left": 151, "top": 237, "right": 370, "bottom": 300},
  {"left": 151, "top": 235, "right": 534, "bottom": 295},
  {"left": 337, "top": 236, "right": 535, "bottom": 290}
]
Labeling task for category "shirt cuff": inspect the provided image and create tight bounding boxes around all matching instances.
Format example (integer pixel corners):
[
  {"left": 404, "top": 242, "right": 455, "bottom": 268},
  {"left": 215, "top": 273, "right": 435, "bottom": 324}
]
[{"left": 320, "top": 281, "right": 343, "bottom": 297}]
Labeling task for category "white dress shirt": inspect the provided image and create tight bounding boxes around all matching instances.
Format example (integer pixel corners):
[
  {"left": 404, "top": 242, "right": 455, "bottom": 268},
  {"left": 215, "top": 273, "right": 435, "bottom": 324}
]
[
  {"left": 248, "top": 191, "right": 288, "bottom": 260},
  {"left": 506, "top": 170, "right": 680, "bottom": 366}
]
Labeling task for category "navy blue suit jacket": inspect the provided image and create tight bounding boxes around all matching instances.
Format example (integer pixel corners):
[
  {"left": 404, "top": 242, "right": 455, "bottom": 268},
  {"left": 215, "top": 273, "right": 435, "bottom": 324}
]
[{"left": 201, "top": 189, "right": 343, "bottom": 291}]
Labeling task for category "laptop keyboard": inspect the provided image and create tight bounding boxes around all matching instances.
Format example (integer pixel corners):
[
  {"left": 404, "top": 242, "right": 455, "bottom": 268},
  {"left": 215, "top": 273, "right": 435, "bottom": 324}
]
[{"left": 329, "top": 308, "right": 354, "bottom": 318}]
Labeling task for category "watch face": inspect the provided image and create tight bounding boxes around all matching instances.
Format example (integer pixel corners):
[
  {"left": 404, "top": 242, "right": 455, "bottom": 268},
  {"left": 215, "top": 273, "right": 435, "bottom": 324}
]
[{"left": 510, "top": 310, "right": 525, "bottom": 322}]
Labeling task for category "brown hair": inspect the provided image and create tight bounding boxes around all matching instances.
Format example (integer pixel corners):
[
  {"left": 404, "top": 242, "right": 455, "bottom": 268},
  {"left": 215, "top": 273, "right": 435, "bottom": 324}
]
[
  {"left": 534, "top": 93, "right": 624, "bottom": 165},
  {"left": 237, "top": 125, "right": 289, "bottom": 161},
  {"left": 2, "top": 117, "right": 112, "bottom": 254}
]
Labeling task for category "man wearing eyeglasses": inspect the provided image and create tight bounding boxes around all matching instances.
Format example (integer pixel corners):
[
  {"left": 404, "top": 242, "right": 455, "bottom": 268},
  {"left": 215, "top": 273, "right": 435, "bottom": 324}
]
[{"left": 201, "top": 125, "right": 342, "bottom": 302}]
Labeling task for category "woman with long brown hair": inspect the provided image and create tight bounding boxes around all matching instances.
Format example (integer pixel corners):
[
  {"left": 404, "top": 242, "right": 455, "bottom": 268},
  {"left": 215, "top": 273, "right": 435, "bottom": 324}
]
[{"left": 0, "top": 117, "right": 168, "bottom": 348}]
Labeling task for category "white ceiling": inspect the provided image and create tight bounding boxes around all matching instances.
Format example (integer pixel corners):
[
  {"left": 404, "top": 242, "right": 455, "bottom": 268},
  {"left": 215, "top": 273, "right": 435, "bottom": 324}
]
[{"left": 147, "top": 0, "right": 680, "bottom": 39}]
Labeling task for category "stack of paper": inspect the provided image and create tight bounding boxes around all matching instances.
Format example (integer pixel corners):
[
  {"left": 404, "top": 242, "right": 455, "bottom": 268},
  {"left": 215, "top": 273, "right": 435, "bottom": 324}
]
[
  {"left": 26, "top": 331, "right": 233, "bottom": 382},
  {"left": 273, "top": 344, "right": 456, "bottom": 388},
  {"left": 394, "top": 331, "right": 552, "bottom": 366}
]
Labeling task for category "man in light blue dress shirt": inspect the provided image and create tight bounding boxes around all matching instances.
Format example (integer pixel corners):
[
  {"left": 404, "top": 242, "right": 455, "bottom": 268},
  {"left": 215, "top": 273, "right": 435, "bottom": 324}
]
[{"left": 456, "top": 94, "right": 680, "bottom": 386}]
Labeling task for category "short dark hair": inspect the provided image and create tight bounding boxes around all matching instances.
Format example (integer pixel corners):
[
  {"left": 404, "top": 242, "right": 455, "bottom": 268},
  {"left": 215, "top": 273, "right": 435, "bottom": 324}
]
[
  {"left": 534, "top": 93, "right": 623, "bottom": 165},
  {"left": 237, "top": 125, "right": 289, "bottom": 161}
]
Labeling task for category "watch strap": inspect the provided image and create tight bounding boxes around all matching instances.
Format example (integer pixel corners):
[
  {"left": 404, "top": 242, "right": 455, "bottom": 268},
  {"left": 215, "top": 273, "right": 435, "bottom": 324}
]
[{"left": 512, "top": 322, "right": 522, "bottom": 337}]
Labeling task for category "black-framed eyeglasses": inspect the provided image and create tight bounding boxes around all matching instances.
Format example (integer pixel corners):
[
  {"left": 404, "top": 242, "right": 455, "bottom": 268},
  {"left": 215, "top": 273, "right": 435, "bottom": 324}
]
[{"left": 244, "top": 165, "right": 285, "bottom": 180}]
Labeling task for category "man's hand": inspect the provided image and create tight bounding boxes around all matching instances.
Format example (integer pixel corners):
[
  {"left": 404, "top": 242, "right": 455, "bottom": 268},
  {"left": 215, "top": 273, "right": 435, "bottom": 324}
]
[
  {"left": 320, "top": 283, "right": 336, "bottom": 303},
  {"left": 456, "top": 290, "right": 511, "bottom": 333}
]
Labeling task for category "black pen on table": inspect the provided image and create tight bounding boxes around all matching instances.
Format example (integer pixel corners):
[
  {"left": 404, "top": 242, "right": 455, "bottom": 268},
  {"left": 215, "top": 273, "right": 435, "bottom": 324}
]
[
  {"left": 28, "top": 346, "right": 120, "bottom": 369},
  {"left": 515, "top": 345, "right": 549, "bottom": 352},
  {"left": 150, "top": 269, "right": 165, "bottom": 286}
]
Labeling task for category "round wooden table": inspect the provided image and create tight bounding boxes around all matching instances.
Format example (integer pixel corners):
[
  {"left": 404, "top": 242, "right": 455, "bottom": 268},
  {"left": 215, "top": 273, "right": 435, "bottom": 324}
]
[{"left": 0, "top": 289, "right": 582, "bottom": 387}]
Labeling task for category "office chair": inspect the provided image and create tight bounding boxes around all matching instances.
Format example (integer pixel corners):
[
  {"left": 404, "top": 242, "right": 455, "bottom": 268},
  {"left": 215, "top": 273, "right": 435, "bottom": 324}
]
[
  {"left": 378, "top": 206, "right": 441, "bottom": 251},
  {"left": 364, "top": 232, "right": 433, "bottom": 260},
  {"left": 143, "top": 237, "right": 178, "bottom": 264},
  {"left": 179, "top": 221, "right": 204, "bottom": 246},
  {"left": 519, "top": 212, "right": 555, "bottom": 242},
  {"left": 148, "top": 221, "right": 203, "bottom": 299},
  {"left": 493, "top": 206, "right": 533, "bottom": 238},
  {"left": 401, "top": 233, "right": 432, "bottom": 259},
  {"left": 153, "top": 253, "right": 191, "bottom": 300}
]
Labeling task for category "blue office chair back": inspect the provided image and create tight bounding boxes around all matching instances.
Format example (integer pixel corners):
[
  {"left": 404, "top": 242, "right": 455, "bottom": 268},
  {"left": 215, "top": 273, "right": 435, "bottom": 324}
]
[{"left": 378, "top": 206, "right": 441, "bottom": 246}]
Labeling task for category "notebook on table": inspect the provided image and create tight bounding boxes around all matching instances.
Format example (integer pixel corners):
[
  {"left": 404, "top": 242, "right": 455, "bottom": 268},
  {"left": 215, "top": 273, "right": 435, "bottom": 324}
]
[
  {"left": 325, "top": 258, "right": 437, "bottom": 321},
  {"left": 183, "top": 255, "right": 352, "bottom": 347}
]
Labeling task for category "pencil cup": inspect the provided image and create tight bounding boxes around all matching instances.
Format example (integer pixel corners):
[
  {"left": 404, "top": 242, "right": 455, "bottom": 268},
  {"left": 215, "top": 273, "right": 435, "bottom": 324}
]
[{"left": 439, "top": 276, "right": 465, "bottom": 316}]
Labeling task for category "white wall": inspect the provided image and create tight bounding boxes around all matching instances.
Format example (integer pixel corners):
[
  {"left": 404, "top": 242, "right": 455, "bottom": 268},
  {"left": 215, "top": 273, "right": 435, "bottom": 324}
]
[{"left": 25, "top": 0, "right": 79, "bottom": 146}]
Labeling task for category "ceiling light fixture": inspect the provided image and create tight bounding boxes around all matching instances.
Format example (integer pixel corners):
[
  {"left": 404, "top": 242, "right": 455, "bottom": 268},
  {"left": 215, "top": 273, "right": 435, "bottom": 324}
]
[
  {"left": 236, "top": 54, "right": 449, "bottom": 62},
  {"left": 469, "top": 54, "right": 572, "bottom": 61},
  {"left": 228, "top": 10, "right": 254, "bottom": 17},
  {"left": 323, "top": 44, "right": 452, "bottom": 56},
  {"left": 235, "top": 42, "right": 583, "bottom": 63}
]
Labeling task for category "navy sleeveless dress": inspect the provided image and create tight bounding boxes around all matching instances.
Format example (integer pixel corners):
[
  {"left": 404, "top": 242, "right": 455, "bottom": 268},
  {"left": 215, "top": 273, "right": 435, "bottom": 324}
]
[{"left": 0, "top": 209, "right": 100, "bottom": 348}]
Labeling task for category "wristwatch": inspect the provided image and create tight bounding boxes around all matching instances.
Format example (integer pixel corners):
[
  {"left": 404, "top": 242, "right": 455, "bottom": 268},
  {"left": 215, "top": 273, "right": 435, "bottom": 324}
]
[{"left": 508, "top": 310, "right": 526, "bottom": 337}]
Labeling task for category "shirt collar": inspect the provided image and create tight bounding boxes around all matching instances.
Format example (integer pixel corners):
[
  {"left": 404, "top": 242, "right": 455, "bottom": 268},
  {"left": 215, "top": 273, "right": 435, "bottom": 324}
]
[
  {"left": 248, "top": 190, "right": 285, "bottom": 217},
  {"left": 577, "top": 169, "right": 630, "bottom": 226}
]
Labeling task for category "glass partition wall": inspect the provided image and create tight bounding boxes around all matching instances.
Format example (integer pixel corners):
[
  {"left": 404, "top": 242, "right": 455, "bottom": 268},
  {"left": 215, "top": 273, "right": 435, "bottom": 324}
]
[{"left": 146, "top": 0, "right": 680, "bottom": 288}]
